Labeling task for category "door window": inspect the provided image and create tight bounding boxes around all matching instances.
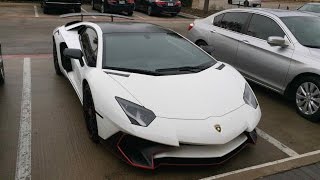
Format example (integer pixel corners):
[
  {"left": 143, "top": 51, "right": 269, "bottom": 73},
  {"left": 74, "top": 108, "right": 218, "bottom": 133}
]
[
  {"left": 220, "top": 12, "right": 250, "bottom": 33},
  {"left": 80, "top": 28, "right": 98, "bottom": 67},
  {"left": 247, "top": 14, "right": 285, "bottom": 40}
]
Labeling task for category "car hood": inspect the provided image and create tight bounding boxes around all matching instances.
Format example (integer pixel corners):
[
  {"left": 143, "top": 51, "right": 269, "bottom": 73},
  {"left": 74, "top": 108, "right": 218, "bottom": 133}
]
[
  {"left": 308, "top": 48, "right": 320, "bottom": 57},
  {"left": 108, "top": 65, "right": 246, "bottom": 120}
]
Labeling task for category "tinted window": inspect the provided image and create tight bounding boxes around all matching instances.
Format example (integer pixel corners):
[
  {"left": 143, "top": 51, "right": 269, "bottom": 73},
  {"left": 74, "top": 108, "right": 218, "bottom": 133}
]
[
  {"left": 220, "top": 12, "right": 250, "bottom": 33},
  {"left": 80, "top": 28, "right": 98, "bottom": 67},
  {"left": 247, "top": 15, "right": 285, "bottom": 40},
  {"left": 213, "top": 14, "right": 224, "bottom": 27},
  {"left": 103, "top": 33, "right": 216, "bottom": 75}
]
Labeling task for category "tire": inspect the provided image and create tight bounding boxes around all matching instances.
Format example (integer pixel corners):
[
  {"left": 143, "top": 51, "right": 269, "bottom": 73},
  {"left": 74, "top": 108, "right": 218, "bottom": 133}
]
[
  {"left": 75, "top": 6, "right": 81, "bottom": 13},
  {"left": 293, "top": 76, "right": 320, "bottom": 122},
  {"left": 83, "top": 85, "right": 100, "bottom": 143},
  {"left": 252, "top": 4, "right": 257, "bottom": 7},
  {"left": 43, "top": 6, "right": 48, "bottom": 14},
  {"left": 100, "top": 3, "right": 105, "bottom": 13},
  {"left": 0, "top": 61, "right": 4, "bottom": 85},
  {"left": 92, "top": 0, "right": 95, "bottom": 10},
  {"left": 53, "top": 40, "right": 63, "bottom": 76},
  {"left": 147, "top": 6, "right": 153, "bottom": 16},
  {"left": 171, "top": 13, "right": 177, "bottom": 17},
  {"left": 244, "top": 0, "right": 249, "bottom": 7},
  {"left": 127, "top": 11, "right": 133, "bottom": 16},
  {"left": 228, "top": 0, "right": 232, "bottom": 4}
]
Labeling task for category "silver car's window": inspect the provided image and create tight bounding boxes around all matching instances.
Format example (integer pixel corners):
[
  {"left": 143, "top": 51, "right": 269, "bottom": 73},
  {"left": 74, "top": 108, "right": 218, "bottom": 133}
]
[
  {"left": 246, "top": 14, "right": 285, "bottom": 41},
  {"left": 299, "top": 4, "right": 320, "bottom": 13},
  {"left": 281, "top": 16, "right": 320, "bottom": 48},
  {"left": 102, "top": 33, "right": 216, "bottom": 75},
  {"left": 213, "top": 14, "right": 224, "bottom": 27},
  {"left": 220, "top": 12, "right": 250, "bottom": 33}
]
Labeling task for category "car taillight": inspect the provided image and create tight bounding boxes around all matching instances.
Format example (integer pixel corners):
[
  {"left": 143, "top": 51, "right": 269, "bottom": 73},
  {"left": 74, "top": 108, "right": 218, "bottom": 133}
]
[
  {"left": 127, "top": 0, "right": 134, "bottom": 3},
  {"left": 155, "top": 0, "right": 166, "bottom": 6},
  {"left": 176, "top": 1, "right": 181, "bottom": 6},
  {"left": 188, "top": 23, "right": 194, "bottom": 31}
]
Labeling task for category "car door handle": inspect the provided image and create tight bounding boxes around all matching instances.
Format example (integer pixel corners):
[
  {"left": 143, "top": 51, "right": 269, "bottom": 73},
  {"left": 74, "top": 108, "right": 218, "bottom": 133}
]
[
  {"left": 242, "top": 40, "right": 250, "bottom": 44},
  {"left": 210, "top": 29, "right": 216, "bottom": 33}
]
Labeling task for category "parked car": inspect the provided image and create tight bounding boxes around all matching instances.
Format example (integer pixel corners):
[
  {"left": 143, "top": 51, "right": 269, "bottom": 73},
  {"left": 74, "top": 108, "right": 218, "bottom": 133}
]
[
  {"left": 92, "top": 0, "right": 135, "bottom": 16},
  {"left": 134, "top": 0, "right": 181, "bottom": 16},
  {"left": 0, "top": 43, "right": 4, "bottom": 85},
  {"left": 41, "top": 0, "right": 82, "bottom": 14},
  {"left": 298, "top": 3, "right": 320, "bottom": 15},
  {"left": 53, "top": 13, "right": 261, "bottom": 169},
  {"left": 227, "top": 0, "right": 261, "bottom": 7},
  {"left": 187, "top": 8, "right": 320, "bottom": 122}
]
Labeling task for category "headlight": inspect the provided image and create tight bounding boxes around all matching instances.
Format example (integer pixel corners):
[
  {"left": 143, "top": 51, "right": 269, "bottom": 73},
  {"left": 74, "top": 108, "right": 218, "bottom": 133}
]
[
  {"left": 243, "top": 83, "right": 258, "bottom": 109},
  {"left": 116, "top": 97, "right": 156, "bottom": 127}
]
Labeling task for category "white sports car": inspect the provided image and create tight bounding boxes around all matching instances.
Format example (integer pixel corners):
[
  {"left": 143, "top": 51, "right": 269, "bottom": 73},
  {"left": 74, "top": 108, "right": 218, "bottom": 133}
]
[{"left": 53, "top": 13, "right": 261, "bottom": 169}]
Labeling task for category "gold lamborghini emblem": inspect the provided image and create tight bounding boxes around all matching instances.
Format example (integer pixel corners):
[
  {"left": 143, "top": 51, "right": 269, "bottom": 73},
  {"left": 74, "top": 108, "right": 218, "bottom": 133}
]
[{"left": 214, "top": 124, "right": 221, "bottom": 133}]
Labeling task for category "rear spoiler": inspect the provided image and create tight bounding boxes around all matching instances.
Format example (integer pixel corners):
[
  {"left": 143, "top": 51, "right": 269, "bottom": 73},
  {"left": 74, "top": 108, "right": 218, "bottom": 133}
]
[{"left": 60, "top": 13, "right": 134, "bottom": 22}]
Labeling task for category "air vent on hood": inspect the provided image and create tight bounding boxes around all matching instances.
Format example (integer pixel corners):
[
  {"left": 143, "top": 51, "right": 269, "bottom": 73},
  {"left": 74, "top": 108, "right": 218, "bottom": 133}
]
[
  {"left": 216, "top": 64, "right": 225, "bottom": 70},
  {"left": 105, "top": 71, "right": 130, "bottom": 77}
]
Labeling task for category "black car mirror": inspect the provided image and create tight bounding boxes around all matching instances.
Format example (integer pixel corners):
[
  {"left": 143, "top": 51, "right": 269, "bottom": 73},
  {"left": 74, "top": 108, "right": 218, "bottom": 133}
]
[{"left": 63, "top": 48, "right": 84, "bottom": 66}]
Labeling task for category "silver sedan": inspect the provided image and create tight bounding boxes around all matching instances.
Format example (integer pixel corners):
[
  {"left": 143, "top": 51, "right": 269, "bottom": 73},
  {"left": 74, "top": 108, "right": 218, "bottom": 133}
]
[{"left": 187, "top": 8, "right": 320, "bottom": 122}]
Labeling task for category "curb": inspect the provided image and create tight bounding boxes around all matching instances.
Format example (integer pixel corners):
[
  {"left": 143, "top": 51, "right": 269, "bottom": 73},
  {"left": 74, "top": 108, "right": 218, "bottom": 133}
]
[{"left": 178, "top": 12, "right": 200, "bottom": 19}]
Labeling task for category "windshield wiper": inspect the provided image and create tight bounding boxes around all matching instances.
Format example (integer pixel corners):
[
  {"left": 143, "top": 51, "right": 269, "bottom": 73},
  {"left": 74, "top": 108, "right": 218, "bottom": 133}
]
[
  {"left": 104, "top": 66, "right": 162, "bottom": 76},
  {"left": 304, "top": 44, "right": 320, "bottom": 49},
  {"left": 155, "top": 62, "right": 214, "bottom": 73}
]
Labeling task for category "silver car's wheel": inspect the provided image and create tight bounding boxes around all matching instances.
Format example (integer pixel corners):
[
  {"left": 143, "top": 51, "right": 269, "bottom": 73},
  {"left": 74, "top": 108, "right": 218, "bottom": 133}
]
[{"left": 296, "top": 82, "right": 320, "bottom": 115}]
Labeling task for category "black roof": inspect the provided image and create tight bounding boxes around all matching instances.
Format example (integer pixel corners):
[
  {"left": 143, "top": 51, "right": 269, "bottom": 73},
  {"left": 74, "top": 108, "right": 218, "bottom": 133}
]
[{"left": 96, "top": 22, "right": 172, "bottom": 34}]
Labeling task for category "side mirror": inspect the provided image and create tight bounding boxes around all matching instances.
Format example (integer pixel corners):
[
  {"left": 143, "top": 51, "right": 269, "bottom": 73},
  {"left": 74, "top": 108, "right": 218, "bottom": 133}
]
[
  {"left": 201, "top": 45, "right": 215, "bottom": 54},
  {"left": 63, "top": 48, "right": 84, "bottom": 66},
  {"left": 267, "top": 36, "right": 287, "bottom": 47}
]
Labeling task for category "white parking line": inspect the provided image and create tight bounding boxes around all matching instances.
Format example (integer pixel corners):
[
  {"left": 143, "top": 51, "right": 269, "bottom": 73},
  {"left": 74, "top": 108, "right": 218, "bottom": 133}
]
[
  {"left": 34, "top": 6, "right": 39, "bottom": 18},
  {"left": 256, "top": 128, "right": 299, "bottom": 157},
  {"left": 81, "top": 8, "right": 96, "bottom": 19},
  {"left": 15, "top": 58, "right": 32, "bottom": 180},
  {"left": 133, "top": 13, "right": 146, "bottom": 20},
  {"left": 200, "top": 150, "right": 320, "bottom": 180}
]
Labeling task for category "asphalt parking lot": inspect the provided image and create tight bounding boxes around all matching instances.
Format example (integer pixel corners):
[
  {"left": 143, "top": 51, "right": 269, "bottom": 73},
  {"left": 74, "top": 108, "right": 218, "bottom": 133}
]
[{"left": 0, "top": 2, "right": 320, "bottom": 180}]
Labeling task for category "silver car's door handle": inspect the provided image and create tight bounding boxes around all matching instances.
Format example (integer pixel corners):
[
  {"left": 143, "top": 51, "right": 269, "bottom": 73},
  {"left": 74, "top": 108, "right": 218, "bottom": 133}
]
[
  {"left": 210, "top": 29, "right": 216, "bottom": 33},
  {"left": 242, "top": 40, "right": 250, "bottom": 44}
]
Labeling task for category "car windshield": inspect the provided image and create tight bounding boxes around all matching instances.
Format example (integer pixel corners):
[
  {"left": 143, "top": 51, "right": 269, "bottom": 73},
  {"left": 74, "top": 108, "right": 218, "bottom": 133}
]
[
  {"left": 102, "top": 33, "right": 216, "bottom": 75},
  {"left": 298, "top": 4, "right": 320, "bottom": 13},
  {"left": 281, "top": 16, "right": 320, "bottom": 48}
]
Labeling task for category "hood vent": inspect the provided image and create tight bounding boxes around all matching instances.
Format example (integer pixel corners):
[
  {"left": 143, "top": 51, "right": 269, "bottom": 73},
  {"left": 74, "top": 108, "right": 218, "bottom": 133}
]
[{"left": 216, "top": 64, "right": 225, "bottom": 70}]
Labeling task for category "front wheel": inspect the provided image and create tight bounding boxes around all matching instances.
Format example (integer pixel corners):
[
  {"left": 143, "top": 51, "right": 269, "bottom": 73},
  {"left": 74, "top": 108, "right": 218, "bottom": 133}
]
[
  {"left": 43, "top": 6, "right": 48, "bottom": 14},
  {"left": 228, "top": 0, "right": 232, "bottom": 4},
  {"left": 127, "top": 11, "right": 133, "bottom": 16},
  {"left": 294, "top": 76, "right": 320, "bottom": 122},
  {"left": 196, "top": 40, "right": 208, "bottom": 49},
  {"left": 83, "top": 85, "right": 100, "bottom": 143},
  {"left": 171, "top": 13, "right": 177, "bottom": 17},
  {"left": 74, "top": 6, "right": 81, "bottom": 13},
  {"left": 53, "top": 40, "right": 63, "bottom": 76},
  {"left": 244, "top": 0, "right": 249, "bottom": 7}
]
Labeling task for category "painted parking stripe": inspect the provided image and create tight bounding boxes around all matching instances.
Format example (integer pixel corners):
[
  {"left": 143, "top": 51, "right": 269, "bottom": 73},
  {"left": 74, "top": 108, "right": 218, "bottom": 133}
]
[
  {"left": 200, "top": 150, "right": 320, "bottom": 180},
  {"left": 256, "top": 128, "right": 299, "bottom": 157},
  {"left": 81, "top": 7, "right": 96, "bottom": 18},
  {"left": 133, "top": 13, "right": 146, "bottom": 20},
  {"left": 15, "top": 58, "right": 32, "bottom": 180},
  {"left": 34, "top": 5, "right": 39, "bottom": 18}
]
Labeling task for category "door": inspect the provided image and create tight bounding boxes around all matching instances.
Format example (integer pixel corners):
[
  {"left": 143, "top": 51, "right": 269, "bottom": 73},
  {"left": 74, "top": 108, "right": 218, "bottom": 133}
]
[
  {"left": 236, "top": 14, "right": 294, "bottom": 91},
  {"left": 209, "top": 12, "right": 251, "bottom": 66}
]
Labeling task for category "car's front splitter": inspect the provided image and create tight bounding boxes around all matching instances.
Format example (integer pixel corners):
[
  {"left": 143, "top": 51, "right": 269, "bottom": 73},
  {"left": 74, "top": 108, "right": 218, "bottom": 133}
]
[{"left": 105, "top": 130, "right": 257, "bottom": 170}]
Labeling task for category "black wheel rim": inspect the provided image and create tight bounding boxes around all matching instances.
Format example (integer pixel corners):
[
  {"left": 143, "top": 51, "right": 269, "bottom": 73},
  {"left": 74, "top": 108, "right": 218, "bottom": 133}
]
[{"left": 83, "top": 90, "right": 97, "bottom": 138}]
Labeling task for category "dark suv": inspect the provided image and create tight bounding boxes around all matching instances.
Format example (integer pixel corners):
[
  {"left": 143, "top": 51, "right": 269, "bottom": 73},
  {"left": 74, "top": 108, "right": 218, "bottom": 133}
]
[
  {"left": 135, "top": 0, "right": 181, "bottom": 16},
  {"left": 41, "top": 0, "right": 82, "bottom": 14},
  {"left": 92, "top": 0, "right": 135, "bottom": 16}
]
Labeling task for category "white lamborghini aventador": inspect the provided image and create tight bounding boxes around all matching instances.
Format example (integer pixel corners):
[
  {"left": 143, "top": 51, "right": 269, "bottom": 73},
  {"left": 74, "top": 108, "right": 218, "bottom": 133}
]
[{"left": 53, "top": 13, "right": 261, "bottom": 169}]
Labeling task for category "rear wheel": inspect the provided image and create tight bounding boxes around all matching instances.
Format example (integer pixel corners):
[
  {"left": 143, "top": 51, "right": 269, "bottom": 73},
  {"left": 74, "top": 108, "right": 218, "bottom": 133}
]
[
  {"left": 83, "top": 85, "right": 100, "bottom": 143},
  {"left": 228, "top": 0, "right": 232, "bottom": 4},
  {"left": 196, "top": 40, "right": 208, "bottom": 49},
  {"left": 147, "top": 6, "right": 153, "bottom": 16},
  {"left": 244, "top": 0, "right": 249, "bottom": 7},
  {"left": 92, "top": 0, "right": 95, "bottom": 10},
  {"left": 53, "top": 40, "right": 63, "bottom": 76},
  {"left": 127, "top": 11, "right": 133, "bottom": 16},
  {"left": 171, "top": 13, "right": 177, "bottom": 17},
  {"left": 293, "top": 76, "right": 320, "bottom": 122},
  {"left": 43, "top": 6, "right": 48, "bottom": 14},
  {"left": 0, "top": 61, "right": 4, "bottom": 85}
]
